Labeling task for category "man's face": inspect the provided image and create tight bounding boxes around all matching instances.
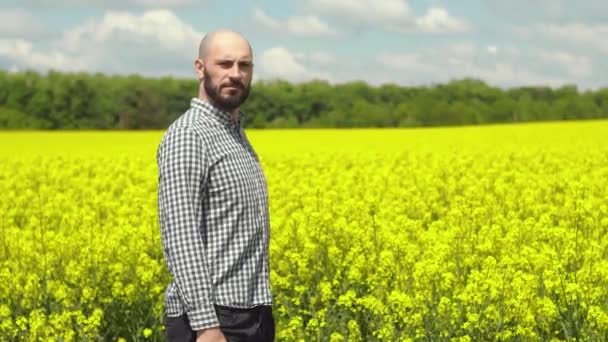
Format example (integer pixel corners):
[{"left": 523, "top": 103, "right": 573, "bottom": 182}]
[
  {"left": 203, "top": 67, "right": 250, "bottom": 113},
  {"left": 199, "top": 37, "right": 253, "bottom": 112}
]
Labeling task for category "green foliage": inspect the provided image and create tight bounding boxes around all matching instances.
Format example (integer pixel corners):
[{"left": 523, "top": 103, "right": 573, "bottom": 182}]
[
  {"left": 0, "top": 70, "right": 607, "bottom": 129},
  {"left": 0, "top": 107, "right": 51, "bottom": 129}
]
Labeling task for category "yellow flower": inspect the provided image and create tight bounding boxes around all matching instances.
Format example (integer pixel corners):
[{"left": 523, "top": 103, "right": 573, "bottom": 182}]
[{"left": 3, "top": 126, "right": 608, "bottom": 341}]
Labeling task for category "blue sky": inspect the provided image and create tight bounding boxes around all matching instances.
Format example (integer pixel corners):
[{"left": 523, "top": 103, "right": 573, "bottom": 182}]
[{"left": 0, "top": 0, "right": 606, "bottom": 89}]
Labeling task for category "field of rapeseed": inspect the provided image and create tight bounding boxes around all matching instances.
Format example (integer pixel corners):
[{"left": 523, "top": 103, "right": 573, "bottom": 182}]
[{"left": 1, "top": 121, "right": 608, "bottom": 341}]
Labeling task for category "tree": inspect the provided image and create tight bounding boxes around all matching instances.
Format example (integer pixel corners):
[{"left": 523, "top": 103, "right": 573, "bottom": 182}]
[
  {"left": 0, "top": 70, "right": 607, "bottom": 129},
  {"left": 493, "top": 97, "right": 518, "bottom": 123},
  {"left": 0, "top": 107, "right": 48, "bottom": 129}
]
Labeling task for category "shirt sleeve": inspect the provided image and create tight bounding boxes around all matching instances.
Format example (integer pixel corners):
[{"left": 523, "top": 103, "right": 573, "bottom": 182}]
[{"left": 157, "top": 125, "right": 220, "bottom": 331}]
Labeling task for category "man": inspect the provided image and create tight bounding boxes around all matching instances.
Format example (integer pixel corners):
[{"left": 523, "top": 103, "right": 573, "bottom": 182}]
[{"left": 157, "top": 29, "right": 274, "bottom": 342}]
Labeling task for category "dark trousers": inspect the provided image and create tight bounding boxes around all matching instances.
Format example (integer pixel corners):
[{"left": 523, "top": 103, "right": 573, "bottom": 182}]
[{"left": 165, "top": 305, "right": 275, "bottom": 342}]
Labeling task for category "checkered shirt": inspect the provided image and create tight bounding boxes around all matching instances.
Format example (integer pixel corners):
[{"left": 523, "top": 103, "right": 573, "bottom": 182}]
[{"left": 156, "top": 97, "right": 273, "bottom": 331}]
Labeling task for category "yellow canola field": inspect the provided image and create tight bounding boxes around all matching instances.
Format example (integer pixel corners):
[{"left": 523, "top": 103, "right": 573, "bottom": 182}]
[{"left": 1, "top": 121, "right": 608, "bottom": 341}]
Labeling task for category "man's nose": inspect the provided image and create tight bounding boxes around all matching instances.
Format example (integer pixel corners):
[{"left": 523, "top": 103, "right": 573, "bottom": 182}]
[{"left": 228, "top": 64, "right": 242, "bottom": 79}]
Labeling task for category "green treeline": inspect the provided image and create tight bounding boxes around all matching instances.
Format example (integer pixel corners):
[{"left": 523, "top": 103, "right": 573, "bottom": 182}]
[{"left": 1, "top": 69, "right": 607, "bottom": 129}]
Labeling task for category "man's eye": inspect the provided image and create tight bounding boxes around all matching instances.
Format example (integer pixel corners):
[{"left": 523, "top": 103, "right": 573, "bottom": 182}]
[{"left": 219, "top": 61, "right": 233, "bottom": 68}]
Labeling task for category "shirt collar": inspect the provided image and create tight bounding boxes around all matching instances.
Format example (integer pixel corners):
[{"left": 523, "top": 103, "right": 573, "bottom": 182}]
[{"left": 190, "top": 97, "right": 244, "bottom": 128}]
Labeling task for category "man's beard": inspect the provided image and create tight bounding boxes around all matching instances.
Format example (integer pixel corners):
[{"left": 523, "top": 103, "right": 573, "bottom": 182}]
[{"left": 203, "top": 69, "right": 251, "bottom": 112}]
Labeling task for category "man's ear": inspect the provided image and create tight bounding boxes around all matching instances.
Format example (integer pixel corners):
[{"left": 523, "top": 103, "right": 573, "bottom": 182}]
[{"left": 194, "top": 58, "right": 205, "bottom": 81}]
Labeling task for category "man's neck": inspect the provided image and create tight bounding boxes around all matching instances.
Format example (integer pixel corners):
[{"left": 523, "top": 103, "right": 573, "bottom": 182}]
[
  {"left": 198, "top": 94, "right": 240, "bottom": 126},
  {"left": 230, "top": 110, "right": 240, "bottom": 125}
]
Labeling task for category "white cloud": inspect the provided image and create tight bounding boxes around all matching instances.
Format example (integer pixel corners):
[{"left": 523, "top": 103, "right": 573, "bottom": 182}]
[
  {"left": 376, "top": 52, "right": 439, "bottom": 73},
  {"left": 432, "top": 43, "right": 477, "bottom": 67},
  {"left": 453, "top": 62, "right": 569, "bottom": 87},
  {"left": 293, "top": 50, "right": 337, "bottom": 65},
  {"left": 308, "top": 51, "right": 337, "bottom": 65},
  {"left": 61, "top": 10, "right": 201, "bottom": 52},
  {"left": 127, "top": 0, "right": 198, "bottom": 6},
  {"left": 485, "top": 0, "right": 607, "bottom": 22},
  {"left": 252, "top": 8, "right": 280, "bottom": 30},
  {"left": 305, "top": 0, "right": 470, "bottom": 34},
  {"left": 447, "top": 42, "right": 477, "bottom": 58},
  {"left": 0, "top": 8, "right": 46, "bottom": 39},
  {"left": 0, "top": 38, "right": 87, "bottom": 71},
  {"left": 307, "top": 0, "right": 412, "bottom": 24},
  {"left": 0, "top": 8, "right": 32, "bottom": 35},
  {"left": 487, "top": 45, "right": 498, "bottom": 55},
  {"left": 376, "top": 44, "right": 575, "bottom": 88},
  {"left": 540, "top": 23, "right": 608, "bottom": 55},
  {"left": 539, "top": 50, "right": 592, "bottom": 77},
  {"left": 0, "top": 10, "right": 203, "bottom": 76},
  {"left": 261, "top": 47, "right": 307, "bottom": 78},
  {"left": 9, "top": 0, "right": 200, "bottom": 8},
  {"left": 259, "top": 46, "right": 332, "bottom": 82},
  {"left": 414, "top": 7, "right": 470, "bottom": 33},
  {"left": 503, "top": 46, "right": 521, "bottom": 57},
  {"left": 285, "top": 15, "right": 336, "bottom": 37},
  {"left": 252, "top": 8, "right": 337, "bottom": 37}
]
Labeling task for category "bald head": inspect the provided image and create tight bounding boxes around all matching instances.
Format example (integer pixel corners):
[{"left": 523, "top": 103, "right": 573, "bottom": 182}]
[{"left": 198, "top": 29, "right": 252, "bottom": 61}]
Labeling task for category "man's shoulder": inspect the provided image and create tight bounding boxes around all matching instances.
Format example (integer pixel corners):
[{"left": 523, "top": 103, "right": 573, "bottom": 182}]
[
  {"left": 158, "top": 108, "right": 223, "bottom": 152},
  {"left": 162, "top": 110, "right": 206, "bottom": 139},
  {"left": 169, "top": 105, "right": 225, "bottom": 134}
]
